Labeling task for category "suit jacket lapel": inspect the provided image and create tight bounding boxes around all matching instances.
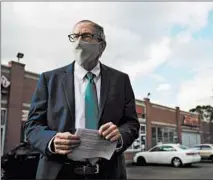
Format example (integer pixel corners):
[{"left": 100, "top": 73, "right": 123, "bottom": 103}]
[
  {"left": 99, "top": 63, "right": 110, "bottom": 123},
  {"left": 62, "top": 61, "right": 76, "bottom": 133}
]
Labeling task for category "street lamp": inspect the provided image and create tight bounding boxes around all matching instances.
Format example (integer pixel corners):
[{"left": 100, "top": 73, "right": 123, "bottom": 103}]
[
  {"left": 147, "top": 92, "right": 151, "bottom": 99},
  {"left": 16, "top": 52, "right": 24, "bottom": 63}
]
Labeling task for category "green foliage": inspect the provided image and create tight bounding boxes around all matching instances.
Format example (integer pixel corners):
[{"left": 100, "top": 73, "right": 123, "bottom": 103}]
[{"left": 189, "top": 105, "right": 213, "bottom": 122}]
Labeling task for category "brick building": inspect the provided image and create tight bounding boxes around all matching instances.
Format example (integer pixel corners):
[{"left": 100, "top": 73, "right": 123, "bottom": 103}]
[{"left": 1, "top": 61, "right": 213, "bottom": 161}]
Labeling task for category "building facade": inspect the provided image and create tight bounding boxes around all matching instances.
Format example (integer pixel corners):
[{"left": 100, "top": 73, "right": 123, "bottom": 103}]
[{"left": 1, "top": 61, "right": 213, "bottom": 161}]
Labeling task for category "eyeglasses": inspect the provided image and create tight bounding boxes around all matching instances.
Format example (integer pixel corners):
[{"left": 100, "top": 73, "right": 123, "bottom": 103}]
[{"left": 68, "top": 33, "right": 103, "bottom": 43}]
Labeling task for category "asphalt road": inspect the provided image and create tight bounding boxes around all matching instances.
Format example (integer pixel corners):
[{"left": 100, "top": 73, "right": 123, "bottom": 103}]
[{"left": 127, "top": 161, "right": 213, "bottom": 179}]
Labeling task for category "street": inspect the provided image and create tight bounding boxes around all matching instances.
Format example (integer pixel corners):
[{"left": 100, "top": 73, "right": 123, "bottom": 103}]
[{"left": 127, "top": 161, "right": 213, "bottom": 179}]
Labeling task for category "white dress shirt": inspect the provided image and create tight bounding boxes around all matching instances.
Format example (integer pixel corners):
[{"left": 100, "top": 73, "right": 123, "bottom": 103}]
[
  {"left": 48, "top": 62, "right": 122, "bottom": 162},
  {"left": 74, "top": 62, "right": 101, "bottom": 129}
]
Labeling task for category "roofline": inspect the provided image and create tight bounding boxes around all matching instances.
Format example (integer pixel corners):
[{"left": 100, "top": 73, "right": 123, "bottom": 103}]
[{"left": 25, "top": 70, "right": 40, "bottom": 77}]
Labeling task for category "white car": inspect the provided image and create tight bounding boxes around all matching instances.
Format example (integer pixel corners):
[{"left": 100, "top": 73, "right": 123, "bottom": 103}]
[{"left": 133, "top": 143, "right": 201, "bottom": 167}]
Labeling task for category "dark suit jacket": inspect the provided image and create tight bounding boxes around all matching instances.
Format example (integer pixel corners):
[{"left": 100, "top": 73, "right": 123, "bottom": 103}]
[{"left": 24, "top": 61, "right": 140, "bottom": 180}]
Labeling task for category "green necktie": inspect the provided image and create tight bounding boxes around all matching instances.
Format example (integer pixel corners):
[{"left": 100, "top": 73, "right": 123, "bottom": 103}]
[{"left": 85, "top": 72, "right": 99, "bottom": 130}]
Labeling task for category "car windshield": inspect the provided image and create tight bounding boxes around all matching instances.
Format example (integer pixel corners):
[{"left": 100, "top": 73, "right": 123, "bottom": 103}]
[{"left": 177, "top": 144, "right": 189, "bottom": 150}]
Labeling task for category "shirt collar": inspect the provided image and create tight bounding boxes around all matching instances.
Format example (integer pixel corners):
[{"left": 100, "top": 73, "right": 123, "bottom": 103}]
[{"left": 74, "top": 61, "right": 101, "bottom": 80}]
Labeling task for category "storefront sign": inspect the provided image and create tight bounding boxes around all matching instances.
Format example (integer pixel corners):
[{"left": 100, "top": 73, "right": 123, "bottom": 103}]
[
  {"left": 1, "top": 76, "right": 10, "bottom": 88},
  {"left": 183, "top": 115, "right": 199, "bottom": 127}
]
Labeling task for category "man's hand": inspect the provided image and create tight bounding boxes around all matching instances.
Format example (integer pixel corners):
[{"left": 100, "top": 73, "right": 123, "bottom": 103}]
[
  {"left": 53, "top": 132, "right": 81, "bottom": 155},
  {"left": 99, "top": 122, "right": 121, "bottom": 142}
]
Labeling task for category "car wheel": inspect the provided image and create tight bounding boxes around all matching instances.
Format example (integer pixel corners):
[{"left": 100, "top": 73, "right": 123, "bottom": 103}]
[
  {"left": 172, "top": 157, "right": 182, "bottom": 168},
  {"left": 136, "top": 156, "right": 146, "bottom": 166}
]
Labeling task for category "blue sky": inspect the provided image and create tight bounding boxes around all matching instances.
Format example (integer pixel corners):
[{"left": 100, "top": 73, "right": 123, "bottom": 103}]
[
  {"left": 193, "top": 10, "right": 213, "bottom": 40},
  {"left": 131, "top": 8, "right": 213, "bottom": 110},
  {"left": 2, "top": 2, "right": 213, "bottom": 111}
]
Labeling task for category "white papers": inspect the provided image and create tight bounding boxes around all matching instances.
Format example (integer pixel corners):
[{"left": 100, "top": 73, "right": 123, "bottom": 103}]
[{"left": 67, "top": 128, "right": 117, "bottom": 161}]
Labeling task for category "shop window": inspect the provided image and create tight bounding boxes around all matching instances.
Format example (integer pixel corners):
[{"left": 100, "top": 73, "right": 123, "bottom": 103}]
[
  {"left": 140, "top": 125, "right": 146, "bottom": 134},
  {"left": 163, "top": 128, "right": 169, "bottom": 143},
  {"left": 140, "top": 135, "right": 146, "bottom": 151},
  {"left": 1, "top": 108, "right": 7, "bottom": 155},
  {"left": 1, "top": 127, "right": 4, "bottom": 153},
  {"left": 157, "top": 127, "right": 163, "bottom": 143},
  {"left": 151, "top": 126, "right": 177, "bottom": 147},
  {"left": 127, "top": 124, "right": 146, "bottom": 152},
  {"left": 169, "top": 131, "right": 174, "bottom": 142},
  {"left": 152, "top": 127, "right": 157, "bottom": 147},
  {"left": 141, "top": 113, "right": 145, "bottom": 119},
  {"left": 1, "top": 109, "right": 7, "bottom": 126},
  {"left": 173, "top": 131, "right": 178, "bottom": 143}
]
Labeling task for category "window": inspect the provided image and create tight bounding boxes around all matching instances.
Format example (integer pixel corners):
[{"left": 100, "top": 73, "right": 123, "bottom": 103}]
[
  {"left": 162, "top": 145, "right": 176, "bottom": 151},
  {"left": 1, "top": 128, "right": 3, "bottom": 148},
  {"left": 142, "top": 113, "right": 146, "bottom": 119},
  {"left": 201, "top": 145, "right": 212, "bottom": 150},
  {"left": 151, "top": 127, "right": 177, "bottom": 147},
  {"left": 152, "top": 127, "right": 157, "bottom": 147},
  {"left": 127, "top": 124, "right": 146, "bottom": 152},
  {"left": 140, "top": 125, "right": 146, "bottom": 134},
  {"left": 163, "top": 128, "right": 169, "bottom": 143},
  {"left": 178, "top": 144, "right": 189, "bottom": 150},
  {"left": 169, "top": 130, "right": 174, "bottom": 143},
  {"left": 150, "top": 146, "right": 162, "bottom": 152},
  {"left": 1, "top": 108, "right": 7, "bottom": 155},
  {"left": 1, "top": 109, "right": 7, "bottom": 126},
  {"left": 157, "top": 127, "right": 163, "bottom": 143}
]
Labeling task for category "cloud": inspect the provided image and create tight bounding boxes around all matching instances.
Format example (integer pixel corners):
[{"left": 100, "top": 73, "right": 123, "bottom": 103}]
[
  {"left": 148, "top": 74, "right": 166, "bottom": 83},
  {"left": 121, "top": 36, "right": 171, "bottom": 81},
  {"left": 1, "top": 2, "right": 213, "bottom": 110},
  {"left": 177, "top": 67, "right": 213, "bottom": 111},
  {"left": 156, "top": 83, "right": 171, "bottom": 92},
  {"left": 2, "top": 2, "right": 213, "bottom": 73}
]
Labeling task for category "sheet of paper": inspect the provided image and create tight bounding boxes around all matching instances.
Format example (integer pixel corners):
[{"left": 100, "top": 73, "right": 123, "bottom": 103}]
[{"left": 67, "top": 128, "right": 117, "bottom": 161}]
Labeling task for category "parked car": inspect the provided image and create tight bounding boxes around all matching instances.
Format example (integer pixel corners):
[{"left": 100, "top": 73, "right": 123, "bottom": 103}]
[
  {"left": 1, "top": 142, "right": 40, "bottom": 179},
  {"left": 192, "top": 144, "right": 213, "bottom": 163},
  {"left": 133, "top": 143, "right": 201, "bottom": 167}
]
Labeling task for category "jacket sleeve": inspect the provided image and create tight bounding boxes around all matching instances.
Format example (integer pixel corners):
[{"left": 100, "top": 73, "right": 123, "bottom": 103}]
[
  {"left": 117, "top": 74, "right": 140, "bottom": 154},
  {"left": 24, "top": 73, "right": 57, "bottom": 156}
]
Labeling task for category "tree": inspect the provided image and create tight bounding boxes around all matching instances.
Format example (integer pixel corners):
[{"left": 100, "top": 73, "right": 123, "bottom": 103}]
[{"left": 189, "top": 105, "right": 213, "bottom": 143}]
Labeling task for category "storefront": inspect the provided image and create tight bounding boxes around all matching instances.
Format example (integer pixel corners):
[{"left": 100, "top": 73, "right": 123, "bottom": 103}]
[
  {"left": 181, "top": 114, "right": 201, "bottom": 147},
  {"left": 151, "top": 126, "right": 178, "bottom": 147}
]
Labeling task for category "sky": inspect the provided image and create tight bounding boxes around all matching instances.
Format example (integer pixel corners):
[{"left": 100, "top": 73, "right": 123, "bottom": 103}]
[{"left": 1, "top": 2, "right": 213, "bottom": 111}]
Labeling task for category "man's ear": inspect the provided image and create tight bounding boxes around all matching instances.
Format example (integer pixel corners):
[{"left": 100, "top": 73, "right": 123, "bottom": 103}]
[{"left": 100, "top": 41, "right": 107, "bottom": 54}]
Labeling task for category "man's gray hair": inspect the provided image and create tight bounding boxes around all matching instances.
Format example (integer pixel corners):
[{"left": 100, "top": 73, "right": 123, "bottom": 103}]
[{"left": 74, "top": 20, "right": 106, "bottom": 42}]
